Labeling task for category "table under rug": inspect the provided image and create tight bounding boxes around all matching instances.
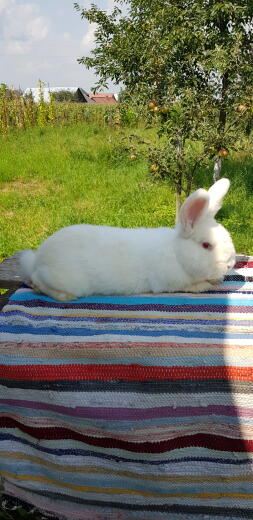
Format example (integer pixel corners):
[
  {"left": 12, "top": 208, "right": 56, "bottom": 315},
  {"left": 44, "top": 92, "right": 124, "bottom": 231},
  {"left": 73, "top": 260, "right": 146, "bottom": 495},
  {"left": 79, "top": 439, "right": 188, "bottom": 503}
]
[{"left": 0, "top": 258, "right": 253, "bottom": 520}]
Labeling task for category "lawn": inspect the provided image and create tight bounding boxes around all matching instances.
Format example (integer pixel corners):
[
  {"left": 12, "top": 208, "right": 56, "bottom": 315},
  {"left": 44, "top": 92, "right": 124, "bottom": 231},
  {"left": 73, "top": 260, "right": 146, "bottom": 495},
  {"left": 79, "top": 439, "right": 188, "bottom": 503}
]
[{"left": 0, "top": 122, "right": 253, "bottom": 263}]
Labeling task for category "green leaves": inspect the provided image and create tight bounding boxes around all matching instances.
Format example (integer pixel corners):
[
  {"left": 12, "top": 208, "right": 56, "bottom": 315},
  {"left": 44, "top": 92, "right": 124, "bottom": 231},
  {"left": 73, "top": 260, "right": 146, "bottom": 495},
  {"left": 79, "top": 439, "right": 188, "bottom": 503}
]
[{"left": 75, "top": 0, "right": 253, "bottom": 200}]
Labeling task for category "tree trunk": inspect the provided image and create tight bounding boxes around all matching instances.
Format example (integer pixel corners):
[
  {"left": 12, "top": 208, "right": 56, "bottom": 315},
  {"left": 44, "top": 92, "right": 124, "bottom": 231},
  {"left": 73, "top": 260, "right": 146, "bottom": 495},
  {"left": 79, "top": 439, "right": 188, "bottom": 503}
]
[
  {"left": 175, "top": 189, "right": 181, "bottom": 222},
  {"left": 218, "top": 72, "right": 229, "bottom": 132},
  {"left": 214, "top": 69, "right": 229, "bottom": 182},
  {"left": 245, "top": 115, "right": 253, "bottom": 136},
  {"left": 175, "top": 133, "right": 183, "bottom": 222},
  {"left": 213, "top": 155, "right": 222, "bottom": 181}
]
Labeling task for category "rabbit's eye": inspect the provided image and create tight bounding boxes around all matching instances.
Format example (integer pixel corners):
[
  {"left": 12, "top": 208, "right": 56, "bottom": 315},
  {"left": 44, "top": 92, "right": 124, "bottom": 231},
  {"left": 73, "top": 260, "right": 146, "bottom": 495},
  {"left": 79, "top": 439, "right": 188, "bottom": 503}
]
[{"left": 202, "top": 242, "right": 213, "bottom": 250}]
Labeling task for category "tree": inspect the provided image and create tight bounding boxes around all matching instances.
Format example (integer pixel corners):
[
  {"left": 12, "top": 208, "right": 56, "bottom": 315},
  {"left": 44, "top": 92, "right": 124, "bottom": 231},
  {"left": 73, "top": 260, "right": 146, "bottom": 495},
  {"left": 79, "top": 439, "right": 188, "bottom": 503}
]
[
  {"left": 52, "top": 90, "right": 80, "bottom": 102},
  {"left": 75, "top": 0, "right": 253, "bottom": 214}
]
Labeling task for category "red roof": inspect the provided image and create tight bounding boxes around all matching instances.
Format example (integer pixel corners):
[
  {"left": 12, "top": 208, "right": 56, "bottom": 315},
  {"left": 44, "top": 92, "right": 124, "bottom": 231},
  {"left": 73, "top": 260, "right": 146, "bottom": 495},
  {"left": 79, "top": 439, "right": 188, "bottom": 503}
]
[{"left": 89, "top": 93, "right": 117, "bottom": 104}]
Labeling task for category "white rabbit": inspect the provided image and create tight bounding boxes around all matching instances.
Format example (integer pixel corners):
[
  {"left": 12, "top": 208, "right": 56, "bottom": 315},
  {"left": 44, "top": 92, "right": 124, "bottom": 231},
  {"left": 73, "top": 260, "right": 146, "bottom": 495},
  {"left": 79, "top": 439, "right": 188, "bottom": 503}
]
[{"left": 19, "top": 178, "right": 235, "bottom": 301}]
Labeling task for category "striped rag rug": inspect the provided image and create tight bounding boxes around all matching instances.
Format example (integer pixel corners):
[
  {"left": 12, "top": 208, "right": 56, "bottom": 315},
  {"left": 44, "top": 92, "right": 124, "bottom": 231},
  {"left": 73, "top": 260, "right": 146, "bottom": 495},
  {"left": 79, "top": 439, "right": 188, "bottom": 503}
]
[{"left": 0, "top": 258, "right": 253, "bottom": 520}]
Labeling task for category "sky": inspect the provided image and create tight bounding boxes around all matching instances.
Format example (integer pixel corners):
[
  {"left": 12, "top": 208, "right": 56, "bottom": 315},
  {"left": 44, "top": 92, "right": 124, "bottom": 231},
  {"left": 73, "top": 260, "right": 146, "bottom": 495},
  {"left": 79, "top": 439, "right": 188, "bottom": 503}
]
[{"left": 0, "top": 0, "right": 120, "bottom": 92}]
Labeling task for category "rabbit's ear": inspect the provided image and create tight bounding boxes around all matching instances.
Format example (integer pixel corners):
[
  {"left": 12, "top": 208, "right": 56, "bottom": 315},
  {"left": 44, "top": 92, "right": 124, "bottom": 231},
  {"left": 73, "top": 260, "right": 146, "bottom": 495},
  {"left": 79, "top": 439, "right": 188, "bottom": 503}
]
[
  {"left": 208, "top": 178, "right": 230, "bottom": 216},
  {"left": 178, "top": 189, "right": 210, "bottom": 237}
]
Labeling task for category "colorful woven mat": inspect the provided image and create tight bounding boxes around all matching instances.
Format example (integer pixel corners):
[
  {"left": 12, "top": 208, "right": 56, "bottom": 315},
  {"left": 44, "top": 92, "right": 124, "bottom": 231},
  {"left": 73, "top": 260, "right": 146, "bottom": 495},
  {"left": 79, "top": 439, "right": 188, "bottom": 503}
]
[{"left": 0, "top": 259, "right": 253, "bottom": 520}]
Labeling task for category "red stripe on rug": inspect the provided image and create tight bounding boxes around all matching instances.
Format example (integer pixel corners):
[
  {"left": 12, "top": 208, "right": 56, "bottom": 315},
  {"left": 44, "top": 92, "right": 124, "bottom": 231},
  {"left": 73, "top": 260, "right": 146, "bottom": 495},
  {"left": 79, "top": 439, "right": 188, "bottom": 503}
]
[
  {"left": 0, "top": 417, "right": 250, "bottom": 453},
  {"left": 235, "top": 261, "right": 253, "bottom": 269},
  {"left": 0, "top": 365, "right": 252, "bottom": 381}
]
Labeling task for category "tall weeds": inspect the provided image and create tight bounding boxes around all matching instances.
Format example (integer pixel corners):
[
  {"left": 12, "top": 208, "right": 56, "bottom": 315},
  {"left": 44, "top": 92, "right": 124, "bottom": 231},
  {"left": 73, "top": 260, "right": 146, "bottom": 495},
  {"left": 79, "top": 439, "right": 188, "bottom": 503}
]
[
  {"left": 0, "top": 83, "right": 145, "bottom": 135},
  {"left": 0, "top": 83, "right": 37, "bottom": 134}
]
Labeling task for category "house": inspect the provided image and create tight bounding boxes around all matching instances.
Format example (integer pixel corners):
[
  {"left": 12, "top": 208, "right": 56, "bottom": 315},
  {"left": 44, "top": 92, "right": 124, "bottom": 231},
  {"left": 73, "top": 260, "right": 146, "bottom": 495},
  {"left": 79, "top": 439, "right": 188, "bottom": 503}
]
[
  {"left": 23, "top": 87, "right": 95, "bottom": 103},
  {"left": 88, "top": 93, "right": 118, "bottom": 104}
]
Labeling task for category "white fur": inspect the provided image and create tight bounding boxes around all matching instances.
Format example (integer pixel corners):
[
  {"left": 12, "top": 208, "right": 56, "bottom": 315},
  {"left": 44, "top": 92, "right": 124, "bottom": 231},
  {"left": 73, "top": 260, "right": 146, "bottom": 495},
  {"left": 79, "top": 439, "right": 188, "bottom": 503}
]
[{"left": 19, "top": 178, "right": 236, "bottom": 300}]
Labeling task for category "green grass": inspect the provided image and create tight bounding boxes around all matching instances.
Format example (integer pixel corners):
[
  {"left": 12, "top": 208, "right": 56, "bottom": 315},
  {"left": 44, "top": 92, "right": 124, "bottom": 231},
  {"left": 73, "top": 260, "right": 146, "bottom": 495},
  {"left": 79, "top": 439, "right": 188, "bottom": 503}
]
[{"left": 0, "top": 123, "right": 253, "bottom": 262}]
